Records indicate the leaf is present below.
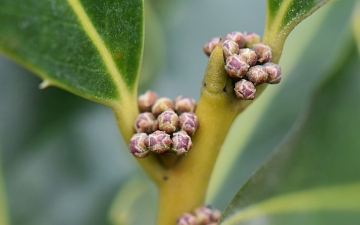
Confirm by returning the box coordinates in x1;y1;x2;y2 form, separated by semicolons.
0;0;144;105
218;37;360;224
0;152;10;225
108;176;157;225
264;0;330;62
353;1;360;54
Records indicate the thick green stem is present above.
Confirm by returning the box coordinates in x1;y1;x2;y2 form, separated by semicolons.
154;42;266;225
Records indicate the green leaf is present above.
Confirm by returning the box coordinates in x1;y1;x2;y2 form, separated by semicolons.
353;1;360;54
264;0;330;62
0;0;144;105
0;152;10;225
108;176;157;225
218;37;360;224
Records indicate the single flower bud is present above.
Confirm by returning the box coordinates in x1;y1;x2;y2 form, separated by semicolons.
225;31;246;48
129;133;149;158
172;131;193;156
210;209;222;222
225;55;250;79
203;37;220;56
234;79;256;100
147;130;172;153
246;65;268;86
177;213;199;225
239;48;258;66
222;40;239;58
134;112;156;133
252;42;272;64
174;96;197;114
194;206;213;225
263;62;282;84
244;31;261;48
179;112;199;135
138;90;158;112
157;110;179;134
151;97;175;117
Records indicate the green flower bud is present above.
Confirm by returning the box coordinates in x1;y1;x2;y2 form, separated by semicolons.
225;55;250;79
222;40;239;58
263;62;282;84
234;79;256;100
177;213;199;225
252;42;272;64
239;48;258;66
225;31;246;48
129;133;149;158
151;97;175;117
203;37;220;56
174;96;197;114
246;65;268;86
179;112;199;135
157;109;179;134
172;131;193;156
138;90;158;112
147;130;172;154
134;112;156;134
244;31;261;48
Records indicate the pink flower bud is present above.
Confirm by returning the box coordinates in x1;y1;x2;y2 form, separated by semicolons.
234;79;256;100
174;96;197;114
147;130;172;153
203;37;220;56
194;206;213;224
134;112;156;133
244;31;261;48
222;40;239;58
225;31;246;48
129;133;149;158
177;213;199;225
172;131;193;156
252;42;272;64
239;48;258;66
157;110;179;134
179;112;199;135
263;62;282;84
246;65;268;86
138;90;158;112
151;97;175;117
225;55;250;79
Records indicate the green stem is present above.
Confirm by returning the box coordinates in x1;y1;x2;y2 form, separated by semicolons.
113;40;276;225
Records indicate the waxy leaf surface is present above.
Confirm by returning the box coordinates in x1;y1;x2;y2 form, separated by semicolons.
264;0;329;62
0;0;144;104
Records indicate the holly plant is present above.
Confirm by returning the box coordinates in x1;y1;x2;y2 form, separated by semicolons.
0;0;360;224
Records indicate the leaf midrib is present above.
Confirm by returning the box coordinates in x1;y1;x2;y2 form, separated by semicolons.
67;0;130;104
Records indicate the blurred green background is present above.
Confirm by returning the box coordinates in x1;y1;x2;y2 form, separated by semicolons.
0;0;357;224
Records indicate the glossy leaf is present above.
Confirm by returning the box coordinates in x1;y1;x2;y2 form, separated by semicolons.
219;37;360;224
0;0;144;105
264;0;330;62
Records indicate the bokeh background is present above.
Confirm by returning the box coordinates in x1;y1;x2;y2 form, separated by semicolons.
0;0;357;224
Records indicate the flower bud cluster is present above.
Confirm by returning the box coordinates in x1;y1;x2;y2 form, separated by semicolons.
203;31;282;100
129;91;200;158
177;205;221;225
